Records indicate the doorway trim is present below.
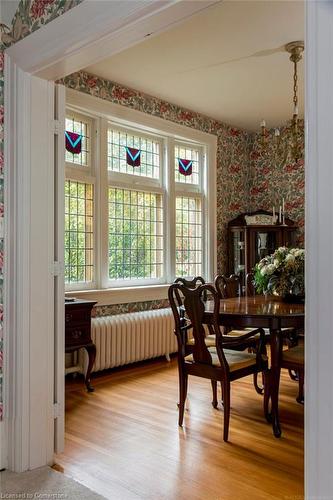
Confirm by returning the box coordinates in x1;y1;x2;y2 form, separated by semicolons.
4;1;333;495
305;1;333;497
4;59;56;471
3;0;221;472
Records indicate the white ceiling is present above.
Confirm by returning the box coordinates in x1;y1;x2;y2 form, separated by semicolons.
85;0;304;132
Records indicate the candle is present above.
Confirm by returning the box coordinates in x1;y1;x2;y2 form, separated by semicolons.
261;120;266;128
282;198;285;213
279;206;282;224
274;128;280;137
293;105;298;116
273;206;275;221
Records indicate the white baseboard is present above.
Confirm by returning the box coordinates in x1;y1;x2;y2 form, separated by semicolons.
0;420;8;470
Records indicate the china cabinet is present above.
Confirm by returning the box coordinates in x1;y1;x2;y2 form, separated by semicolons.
228;210;297;289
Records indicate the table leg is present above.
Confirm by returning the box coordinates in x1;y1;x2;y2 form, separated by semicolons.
269;328;283;437
84;343;96;392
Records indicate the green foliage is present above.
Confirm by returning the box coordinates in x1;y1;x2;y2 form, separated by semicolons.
254;247;305;297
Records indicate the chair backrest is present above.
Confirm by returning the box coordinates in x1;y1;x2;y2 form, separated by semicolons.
174;276;206;288
245;272;256;296
173;276;206;309
168;283;226;367
215;274;242;299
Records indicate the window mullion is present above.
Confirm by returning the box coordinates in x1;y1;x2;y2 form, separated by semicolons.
166;137;175;282
100;118;109;288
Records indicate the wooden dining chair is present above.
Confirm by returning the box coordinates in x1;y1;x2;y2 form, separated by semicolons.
264;344;304;425
172;276;217;402
281;345;304;403
215;274;242;299
168;282;268;441
173;276;215;346
214;274;268;394
246;271;301;385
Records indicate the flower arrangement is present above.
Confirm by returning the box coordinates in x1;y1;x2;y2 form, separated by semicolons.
254;247;305;299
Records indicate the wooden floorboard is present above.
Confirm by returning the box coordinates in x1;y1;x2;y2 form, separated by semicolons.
57;358;304;500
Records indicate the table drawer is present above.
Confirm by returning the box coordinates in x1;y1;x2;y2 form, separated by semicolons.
65;326;91;347
65;308;91;326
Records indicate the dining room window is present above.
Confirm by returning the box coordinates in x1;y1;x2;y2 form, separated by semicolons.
107;127;161;179
65;109;97;290
108;187;164;281
65;111;92;168
65;180;94;284
65;96;215;292
174;143;200;186
175;196;202;277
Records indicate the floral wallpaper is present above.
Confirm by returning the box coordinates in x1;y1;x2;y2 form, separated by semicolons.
93;299;170;318
0;0;85;421
249;124;305;246
63;71;253;275
1;0;85;46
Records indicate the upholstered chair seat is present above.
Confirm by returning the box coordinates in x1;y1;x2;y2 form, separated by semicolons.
282;345;304;366
185;347;268;372
187;334;215;347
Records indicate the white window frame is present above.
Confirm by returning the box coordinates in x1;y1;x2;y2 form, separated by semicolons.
174;140;206;278
65;108;99;291
65;88;217;303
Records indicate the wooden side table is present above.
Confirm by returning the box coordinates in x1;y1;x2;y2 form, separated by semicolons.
65;299;97;392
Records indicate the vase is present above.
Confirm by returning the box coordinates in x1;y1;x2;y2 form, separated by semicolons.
282;293;305;304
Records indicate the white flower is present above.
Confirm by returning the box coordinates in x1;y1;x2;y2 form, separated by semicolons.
295;249;304;258
285;254;295;264
260;265;268;276
266;264;276;275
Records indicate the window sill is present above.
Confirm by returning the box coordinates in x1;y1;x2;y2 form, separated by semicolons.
65;284;170;306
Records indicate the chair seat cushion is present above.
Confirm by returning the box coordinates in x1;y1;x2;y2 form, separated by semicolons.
282;345;304;366
185;347;267;372
227;328;261;338
187;334;215;347
226;328;271;338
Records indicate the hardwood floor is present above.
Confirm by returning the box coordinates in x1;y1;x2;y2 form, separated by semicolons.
57;357;304;500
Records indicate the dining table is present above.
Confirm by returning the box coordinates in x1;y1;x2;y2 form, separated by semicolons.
203;295;305;437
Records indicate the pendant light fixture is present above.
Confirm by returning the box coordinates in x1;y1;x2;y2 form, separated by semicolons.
260;41;304;162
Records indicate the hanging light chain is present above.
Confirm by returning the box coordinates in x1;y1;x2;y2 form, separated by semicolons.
293;59;298;110
258;41;304;162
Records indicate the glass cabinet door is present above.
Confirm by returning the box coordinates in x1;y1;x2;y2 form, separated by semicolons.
254;230;277;263
231;230;245;282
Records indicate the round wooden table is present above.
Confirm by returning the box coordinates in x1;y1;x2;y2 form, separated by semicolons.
204;295;304;437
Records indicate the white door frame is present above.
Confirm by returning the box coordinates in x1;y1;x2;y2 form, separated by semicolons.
3;0;333;494
4;62;56;471
2;0;220;473
305;1;333;496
